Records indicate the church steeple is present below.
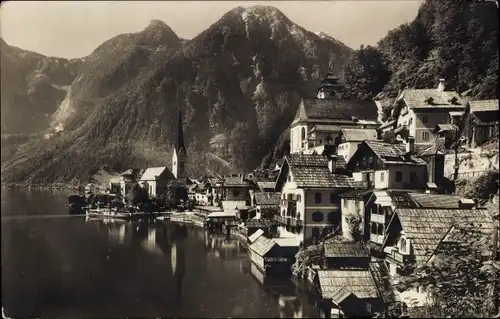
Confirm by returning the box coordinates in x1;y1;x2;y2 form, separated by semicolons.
172;107;187;180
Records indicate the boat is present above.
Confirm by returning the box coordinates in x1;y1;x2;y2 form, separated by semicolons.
85;207;158;219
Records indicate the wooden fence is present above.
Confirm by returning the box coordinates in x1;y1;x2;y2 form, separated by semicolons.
448;169;497;180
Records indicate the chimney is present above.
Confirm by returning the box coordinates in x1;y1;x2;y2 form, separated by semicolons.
437;78;446;92
406;136;415;154
458;198;475;209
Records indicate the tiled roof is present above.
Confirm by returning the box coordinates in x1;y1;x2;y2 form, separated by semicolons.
470;110;499;124
401;89;463;108
273;237;300;247
292;166;361;188
369;261;399;304
286;153;329;167
223;176;253;187
418;137;446;156
409;193;464;209
340;189;372;199
309;124;343;133
394;208;493;265
365;141;427;166
341;128;378;142
318;270;380;301
292;98;378;125
248;229;265;243
469;100;499;113
120;169;134;176
244;219;276;229
254;192;280;206
257;181;276;190
139;167;173;181
249;236;277;256
323;241;369;258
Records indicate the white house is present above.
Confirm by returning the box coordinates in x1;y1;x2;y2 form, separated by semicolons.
139;166;174;197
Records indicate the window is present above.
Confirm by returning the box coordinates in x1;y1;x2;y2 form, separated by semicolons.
312;227;320;239
330;193;336;204
371;223;377;235
409;118;413;126
343;199;348;209
297;194;301;202
422;115;428;124
319;139;323;144
314;192;322;204
378;224;384;235
287;194;293;201
327;212;340;225
400;237;407;253
395;171;403;182
301;127;306;141
287;175;291;182
421;131;430;141
409;172;417;183
312;211;324;222
233;190;240;197
380;172;385;182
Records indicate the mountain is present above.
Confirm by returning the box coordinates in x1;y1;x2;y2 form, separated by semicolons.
0;38;83;134
259;0;499;170
1;6;353;184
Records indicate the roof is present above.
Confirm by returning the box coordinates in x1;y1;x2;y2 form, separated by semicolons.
257;181;276;190
400;89;463;109
394;208;493;265
364;141;427;166
436;124;458;132
317;270;380;301
120;169;134;176
292;166;361;188
341;128;378;142
369;261;399;304
139;167;173;181
408;193;464;209
248;229;265;243
244;219;276;228
340;189;372;199
372;190;420;208
323;241;369;258
469;100;499;113
207;211;236;218
249;236;277;256
286;153;330;167
309;124;342;133
273;237;300;247
254;192;280;206
470;110;499;124
292;98;378;125
418;137;446;156
223;176;253;187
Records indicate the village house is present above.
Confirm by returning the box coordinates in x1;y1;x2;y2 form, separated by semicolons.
381;208;493;307
248;235;295;276
250;192;281;219
339;189;372;241
139;166;174;198
416;138;447;192
386;79;465;145
220;174;256;214
274;153;362;245
465;99;499;147
289;74;379;156
256;181;276;192
187;179;212;205
365;191;475;255
345;139;428;191
336;128;378;163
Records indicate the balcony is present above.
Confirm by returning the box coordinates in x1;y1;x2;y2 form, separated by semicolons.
370;214;385;224
386;248;411;265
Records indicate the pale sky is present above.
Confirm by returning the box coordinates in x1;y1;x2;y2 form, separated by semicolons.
0;1;423;59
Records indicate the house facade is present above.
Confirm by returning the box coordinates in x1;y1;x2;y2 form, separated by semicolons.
221;174;255;213
337;128;378;162
274;154;362;245
465;99;499;147
389;79;465;145
346;140;428;191
139;166;174;198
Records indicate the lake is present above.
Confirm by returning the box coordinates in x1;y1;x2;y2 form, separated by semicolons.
1;188;319;318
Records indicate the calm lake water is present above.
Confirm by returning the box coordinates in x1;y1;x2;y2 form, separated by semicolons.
1;188;318;318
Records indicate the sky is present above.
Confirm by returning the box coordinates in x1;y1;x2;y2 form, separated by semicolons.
0;1;423;59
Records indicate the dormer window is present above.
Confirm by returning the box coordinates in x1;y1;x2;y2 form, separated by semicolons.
448;97;459;105
425;97;434;105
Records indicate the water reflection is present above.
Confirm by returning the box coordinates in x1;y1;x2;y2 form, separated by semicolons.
3;188;318;319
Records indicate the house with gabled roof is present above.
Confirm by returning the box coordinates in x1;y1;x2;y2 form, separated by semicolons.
380;208;493;307
289;76;379;155
322;240;370;269
251;192;281;218
388;79;465;145
139;166;175;197
465;99;499;147
337;127;379;162
220;174;256;214
275;153;363;245
345;140;427;191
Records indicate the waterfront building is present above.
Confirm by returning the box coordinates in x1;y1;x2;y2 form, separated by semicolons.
248;236;292;275
250;192;281;219
220;174;256;214
139;166;174;197
274;153;362;245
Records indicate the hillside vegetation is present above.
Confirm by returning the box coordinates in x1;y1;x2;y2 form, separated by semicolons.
260;0;499;169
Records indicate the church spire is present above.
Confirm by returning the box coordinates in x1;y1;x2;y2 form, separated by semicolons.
176;107;186;154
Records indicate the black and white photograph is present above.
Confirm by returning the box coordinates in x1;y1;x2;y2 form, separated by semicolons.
1;0;499;318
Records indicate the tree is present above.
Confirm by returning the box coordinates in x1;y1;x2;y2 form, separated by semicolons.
110;197;125;209
345;207;363;242
399;225;499;317
344;45;390;100
165;179;188;207
126;183;149;206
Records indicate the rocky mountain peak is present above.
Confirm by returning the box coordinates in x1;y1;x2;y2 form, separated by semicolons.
141;19;180;45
